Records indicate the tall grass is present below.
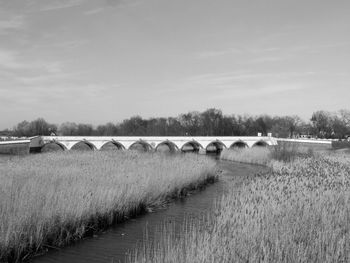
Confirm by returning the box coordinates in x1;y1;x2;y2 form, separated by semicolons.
0;151;216;262
221;142;315;166
220;147;271;166
129;154;350;263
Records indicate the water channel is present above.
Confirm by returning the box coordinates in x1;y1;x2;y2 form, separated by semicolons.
31;160;266;263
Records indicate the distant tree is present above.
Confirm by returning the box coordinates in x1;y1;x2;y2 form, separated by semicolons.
331;116;348;139
339;109;350;135
201;108;223;136
13;118;57;137
271;117;290;138
311;111;333;138
179;111;202;136
242;115;260;136
220;115;236;136
166;117;183;136
154;118;168;136
10;108;350;139
31;118;57;136
58;122;78;136
145;118;160;136
76;124;94;136
96;122;118;136
254;115;274;136
285;115;303;138
119;116;147;136
233;115;248;136
13;120;31;137
270;116;303;138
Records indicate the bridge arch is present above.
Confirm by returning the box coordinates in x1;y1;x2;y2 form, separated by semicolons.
41;141;67;152
252;140;269;147
230;141;249;149
181;140;203;153
206;140;226;153
100;141;125;151
71;140;96;151
155;140;178;153
129;140;153;152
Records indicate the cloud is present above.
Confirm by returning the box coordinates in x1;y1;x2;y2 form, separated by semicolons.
196;42;350;61
196;46;284;59
184;71;314;85
212;83;305;100
84;7;104;15
28;0;85;12
0;15;25;34
0;49;23;69
159;71;314;99
196;48;242;59
0;48;66;74
84;0;142;13
0;47;82;97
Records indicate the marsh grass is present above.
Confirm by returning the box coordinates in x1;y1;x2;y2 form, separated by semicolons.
129;154;350;263
220;142;315;166
220;147;271;166
0;151;216;262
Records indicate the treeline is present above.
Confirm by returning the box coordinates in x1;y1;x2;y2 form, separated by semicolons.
6;108;350;139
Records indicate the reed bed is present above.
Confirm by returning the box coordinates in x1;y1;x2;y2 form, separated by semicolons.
220;142;315;166
220;147;271;166
0;151;216;262
130;153;350;263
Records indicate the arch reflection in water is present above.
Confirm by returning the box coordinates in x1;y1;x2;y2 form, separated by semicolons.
206;141;225;154
181;141;203;153
252;140;268;147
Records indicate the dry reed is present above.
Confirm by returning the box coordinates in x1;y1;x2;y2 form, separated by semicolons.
220;142;315;167
0;151;216;262
129;152;350;263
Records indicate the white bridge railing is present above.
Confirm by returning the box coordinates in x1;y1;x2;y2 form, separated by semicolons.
277;138;333;145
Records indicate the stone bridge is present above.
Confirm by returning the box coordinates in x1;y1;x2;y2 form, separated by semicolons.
29;136;278;153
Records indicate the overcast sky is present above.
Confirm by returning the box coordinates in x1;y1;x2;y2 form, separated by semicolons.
0;0;349;129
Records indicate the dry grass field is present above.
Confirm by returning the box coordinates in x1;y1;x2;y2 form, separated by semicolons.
130;148;350;263
0;151;216;262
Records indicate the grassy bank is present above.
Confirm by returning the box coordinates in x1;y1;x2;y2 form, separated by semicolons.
129;151;350;263
0;151;216;262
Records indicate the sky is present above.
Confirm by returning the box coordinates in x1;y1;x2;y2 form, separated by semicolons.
0;0;349;129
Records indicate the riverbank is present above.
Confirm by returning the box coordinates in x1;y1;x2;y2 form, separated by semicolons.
129;149;350;262
0;151;216;262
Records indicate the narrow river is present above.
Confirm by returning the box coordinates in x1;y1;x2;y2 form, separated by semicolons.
32;160;266;263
